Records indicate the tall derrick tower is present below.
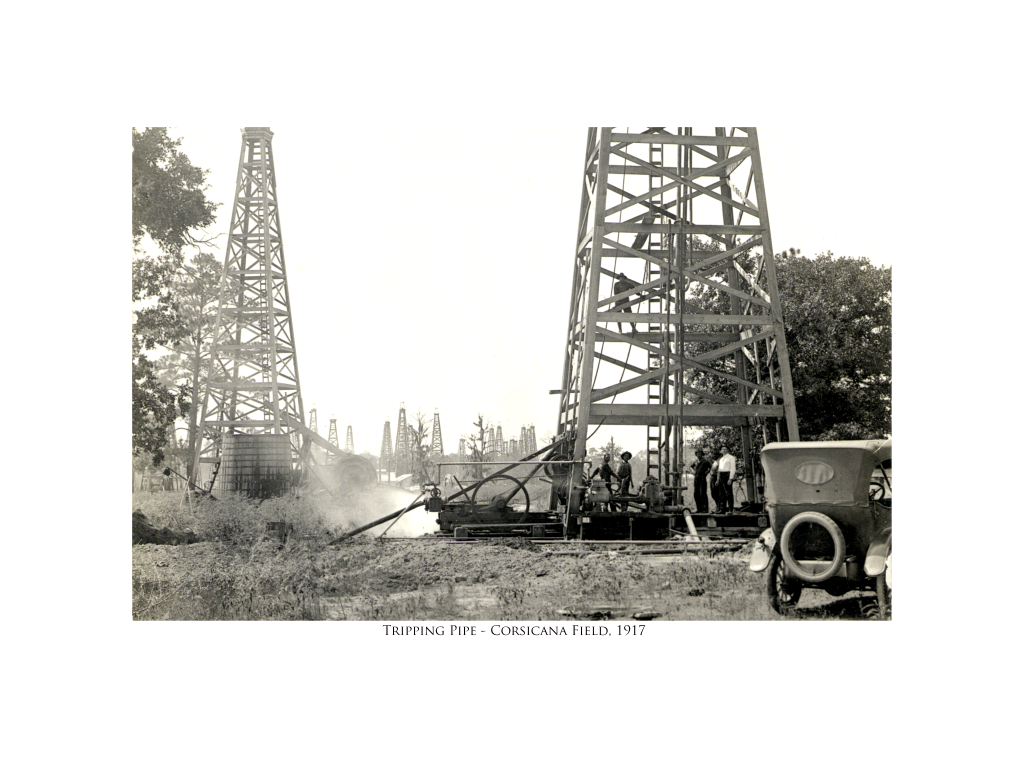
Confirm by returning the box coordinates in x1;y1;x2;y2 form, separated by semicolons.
328;416;339;447
379;419;393;480
555;128;798;516
430;408;444;456
308;406;326;465
345;424;355;453
192;127;305;496
394;403;410;475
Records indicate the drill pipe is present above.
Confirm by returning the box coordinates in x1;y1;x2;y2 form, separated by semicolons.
330;440;567;544
329;498;427;544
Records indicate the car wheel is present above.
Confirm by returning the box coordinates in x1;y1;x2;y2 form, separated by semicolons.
779;511;846;583
767;553;802;615
875;558;892;620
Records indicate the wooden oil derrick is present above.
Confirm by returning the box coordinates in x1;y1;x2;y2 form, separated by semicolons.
430;408;444;456
192;127;306;495
308;406;327;465
495;424;504;457
458;437;466;457
379;418;393;480
554;128;799;517
345;423;355;453
394;403;410;475
328;416;339;447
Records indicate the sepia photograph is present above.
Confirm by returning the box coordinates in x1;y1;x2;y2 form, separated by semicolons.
132;126;893;621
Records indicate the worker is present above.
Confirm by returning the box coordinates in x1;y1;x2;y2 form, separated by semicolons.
591;454;619;488
590;454;619;511
617;451;634;496
692;449;711;514
613;272;641;333
709;455;722;512
718;445;737;513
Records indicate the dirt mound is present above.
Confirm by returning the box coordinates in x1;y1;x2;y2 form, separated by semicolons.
133;510;200;546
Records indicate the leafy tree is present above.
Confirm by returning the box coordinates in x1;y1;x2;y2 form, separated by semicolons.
689;250;892;463
587;436;622;460
132;128;218;465
775;251;891;440
133;128;217;255
152;252;222;476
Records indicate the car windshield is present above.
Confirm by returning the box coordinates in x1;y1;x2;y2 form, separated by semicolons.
871;458;892;502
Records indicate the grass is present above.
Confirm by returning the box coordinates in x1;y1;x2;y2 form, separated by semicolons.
131;491;877;621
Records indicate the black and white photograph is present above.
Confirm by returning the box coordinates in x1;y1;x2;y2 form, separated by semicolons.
131;126;894;622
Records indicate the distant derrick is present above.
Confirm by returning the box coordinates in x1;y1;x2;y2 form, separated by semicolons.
431;409;444;456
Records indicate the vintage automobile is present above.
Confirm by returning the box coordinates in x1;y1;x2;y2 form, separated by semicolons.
749;439;892;618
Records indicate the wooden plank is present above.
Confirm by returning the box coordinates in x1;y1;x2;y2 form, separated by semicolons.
597;327;681;360
747;128;799;440
609;146;760;218
594;351;648;376
597;313;737;330
591;404;785;419
693;328;774;363
731;260;772;304
608;223;762;235
576;227;594;255
609;133;750;147
282;413;350;455
589;363;730;406
679;268;772;310
206;382;297;390
591;365;673;402
605;178;683;218
596;273;671;308
679;314;773;325
606;164;747;178
599;236;677;279
689;237;761;274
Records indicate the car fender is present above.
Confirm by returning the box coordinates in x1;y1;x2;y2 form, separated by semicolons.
864;527;892;577
749;528;776;572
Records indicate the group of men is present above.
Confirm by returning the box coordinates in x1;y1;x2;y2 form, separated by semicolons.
692;446;738;514
588;446;738;514
589;450;634;509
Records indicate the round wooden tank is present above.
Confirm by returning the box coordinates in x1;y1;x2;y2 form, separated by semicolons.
216;433;293;497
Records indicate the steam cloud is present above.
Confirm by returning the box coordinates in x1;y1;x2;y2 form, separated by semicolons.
325;485;436;538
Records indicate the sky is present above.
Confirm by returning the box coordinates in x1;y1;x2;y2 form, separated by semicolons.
161;126;896;459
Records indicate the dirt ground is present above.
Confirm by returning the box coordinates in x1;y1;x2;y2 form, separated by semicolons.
131;534;883;621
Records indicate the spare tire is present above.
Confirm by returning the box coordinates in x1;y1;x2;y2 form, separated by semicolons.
779;511;846;583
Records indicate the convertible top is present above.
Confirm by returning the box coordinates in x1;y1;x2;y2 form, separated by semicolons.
760;439;891;507
761;438;891;462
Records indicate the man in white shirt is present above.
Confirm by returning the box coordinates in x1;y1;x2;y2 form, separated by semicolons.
718;447;737;512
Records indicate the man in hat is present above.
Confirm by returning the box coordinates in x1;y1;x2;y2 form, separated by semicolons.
617;451;634;496
590;454;619;511
613;272;640;333
718;445;737;513
692;449;711;514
